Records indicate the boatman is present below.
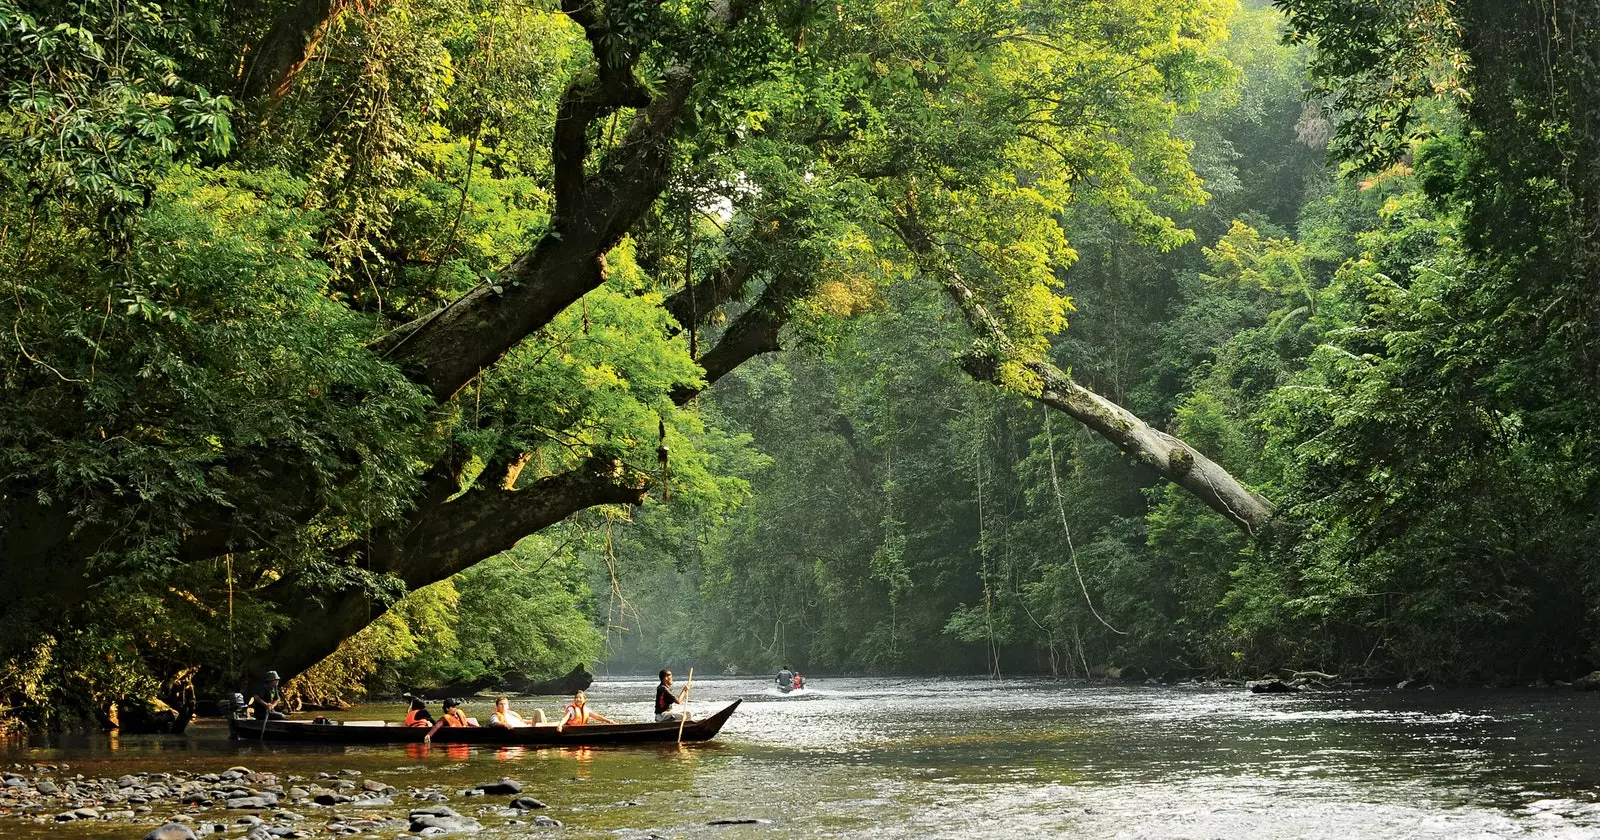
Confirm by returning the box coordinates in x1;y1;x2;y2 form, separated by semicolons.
776;666;794;690
250;670;288;720
655;669;691;722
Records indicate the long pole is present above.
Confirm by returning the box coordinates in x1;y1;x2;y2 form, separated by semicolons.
676;667;694;743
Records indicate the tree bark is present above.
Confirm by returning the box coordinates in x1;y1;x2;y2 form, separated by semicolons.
239;0;370;101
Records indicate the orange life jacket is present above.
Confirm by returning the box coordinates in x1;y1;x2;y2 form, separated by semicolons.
442;708;470;727
404;708;429;727
565;703;590;726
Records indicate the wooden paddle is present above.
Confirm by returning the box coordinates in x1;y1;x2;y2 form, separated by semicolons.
675;667;694;743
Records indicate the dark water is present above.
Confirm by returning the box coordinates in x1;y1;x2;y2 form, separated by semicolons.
6;677;1600;838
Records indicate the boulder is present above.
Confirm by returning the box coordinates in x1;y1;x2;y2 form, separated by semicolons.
145;823;200;840
1246;679;1298;694
409;815;483;834
408;807;463;820
509;796;546;810
471;779;521;795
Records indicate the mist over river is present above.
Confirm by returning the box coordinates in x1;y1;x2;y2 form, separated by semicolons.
5;677;1600;838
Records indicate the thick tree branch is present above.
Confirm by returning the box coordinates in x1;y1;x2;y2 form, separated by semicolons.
374;70;693;402
893;208;1277;535
248;459;648;680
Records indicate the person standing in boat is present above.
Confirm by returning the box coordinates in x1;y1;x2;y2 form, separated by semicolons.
489;695;547;728
655;669;692;722
250;670;288;720
556;690;615;731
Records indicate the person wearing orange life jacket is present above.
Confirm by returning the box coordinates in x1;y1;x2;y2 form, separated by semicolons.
488;695;549;728
423;697;477;743
556;690;614;731
402;695;434;727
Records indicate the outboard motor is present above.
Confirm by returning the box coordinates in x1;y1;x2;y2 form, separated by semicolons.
228;693;249;718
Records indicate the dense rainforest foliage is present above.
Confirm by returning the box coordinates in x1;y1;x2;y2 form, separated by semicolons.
0;0;1596;729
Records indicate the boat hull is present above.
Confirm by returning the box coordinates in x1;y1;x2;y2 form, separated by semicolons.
228;700;740;746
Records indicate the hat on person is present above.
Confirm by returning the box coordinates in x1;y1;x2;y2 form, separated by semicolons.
264;670;281;681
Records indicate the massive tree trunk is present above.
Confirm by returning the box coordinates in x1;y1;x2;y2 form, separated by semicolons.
893;209;1278;535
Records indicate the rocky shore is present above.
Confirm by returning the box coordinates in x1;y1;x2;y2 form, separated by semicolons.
0;764;560;837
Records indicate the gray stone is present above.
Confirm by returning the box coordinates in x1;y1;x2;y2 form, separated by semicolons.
54;812;78;822
245;828;274;840
144;823;200;840
275;811;306;821
314;793;352;806
73;807;101;819
529;816;561;828
339;770;362;777
408;815;482;834
37;781;59;795
346;797;395;808
470;780;521;795
509;796;546;810
227;796;277;810
407;807;461;820
237;816;265;826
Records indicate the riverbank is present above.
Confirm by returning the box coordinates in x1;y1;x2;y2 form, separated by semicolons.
0;763;559;836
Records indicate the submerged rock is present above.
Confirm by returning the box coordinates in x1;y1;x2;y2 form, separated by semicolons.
1245;679;1298;694
471;779;522;795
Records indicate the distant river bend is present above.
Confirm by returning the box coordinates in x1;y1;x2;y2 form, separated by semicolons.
5;677;1600;838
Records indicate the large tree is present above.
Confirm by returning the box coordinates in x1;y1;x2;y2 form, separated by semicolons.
0;0;1269;721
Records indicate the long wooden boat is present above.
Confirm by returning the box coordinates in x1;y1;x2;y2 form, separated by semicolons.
228;700;740;746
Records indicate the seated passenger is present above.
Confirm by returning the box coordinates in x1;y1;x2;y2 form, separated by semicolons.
423;697;475;742
403;695;434;727
488;695;547;728
556;690;614;731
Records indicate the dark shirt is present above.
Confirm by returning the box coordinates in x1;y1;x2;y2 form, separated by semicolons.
655;683;677;714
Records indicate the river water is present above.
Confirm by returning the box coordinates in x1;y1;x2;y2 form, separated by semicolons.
6;677;1600;838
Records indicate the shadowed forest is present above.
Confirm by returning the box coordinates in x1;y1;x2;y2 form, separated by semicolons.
3;0;1598;728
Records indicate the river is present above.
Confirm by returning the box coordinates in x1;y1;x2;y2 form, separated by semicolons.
5;677;1600;838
